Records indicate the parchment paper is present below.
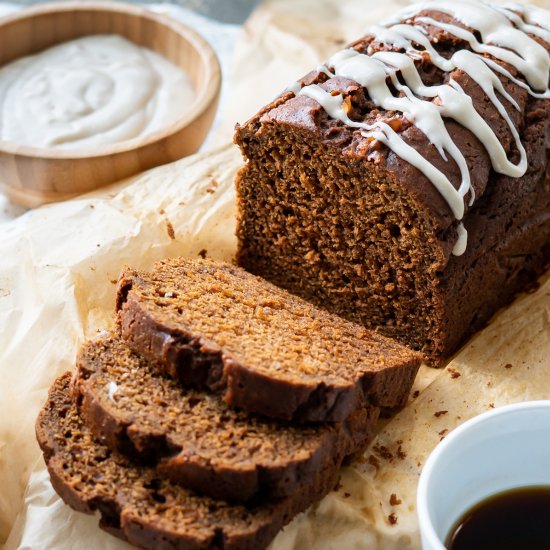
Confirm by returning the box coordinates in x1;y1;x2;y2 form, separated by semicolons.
1;144;241;549
1;0;549;548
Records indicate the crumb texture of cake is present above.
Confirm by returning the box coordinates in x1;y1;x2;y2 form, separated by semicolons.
234;0;550;364
115;257;421;421
74;333;379;502
36;373;347;550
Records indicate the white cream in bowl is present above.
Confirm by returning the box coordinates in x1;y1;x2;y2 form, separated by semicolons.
0;35;195;149
417;401;550;550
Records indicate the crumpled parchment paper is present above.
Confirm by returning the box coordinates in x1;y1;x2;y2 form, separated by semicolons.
1;144;240;548
1;0;549;548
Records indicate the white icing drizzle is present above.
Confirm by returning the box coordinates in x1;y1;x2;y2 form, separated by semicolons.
386;24;453;71
316;64;334;78
292;0;549;256
329;50;474;207
453;222;468;256
107;381;118;402
413;0;549;90
497;4;550;43
284;81;302;95
479;56;550;100
415;15;548;92
299;83;467;220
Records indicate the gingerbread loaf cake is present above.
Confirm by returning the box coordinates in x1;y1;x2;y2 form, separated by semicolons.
235;0;550;364
37;373;349;550
73;333;379;502
115;257;421;421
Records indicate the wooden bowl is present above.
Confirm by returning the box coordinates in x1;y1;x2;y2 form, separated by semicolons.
0;2;221;207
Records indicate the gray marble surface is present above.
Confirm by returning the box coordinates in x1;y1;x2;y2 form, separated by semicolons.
5;0;260;23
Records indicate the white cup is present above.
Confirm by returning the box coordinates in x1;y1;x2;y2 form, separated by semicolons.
417;400;550;550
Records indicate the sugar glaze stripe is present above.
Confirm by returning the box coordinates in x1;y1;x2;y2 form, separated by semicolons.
287;0;549;256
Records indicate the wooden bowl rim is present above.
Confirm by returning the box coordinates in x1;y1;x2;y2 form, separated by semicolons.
0;1;221;160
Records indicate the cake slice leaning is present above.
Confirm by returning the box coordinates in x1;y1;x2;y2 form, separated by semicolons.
115;257;422;422
37;373;354;550
73;333;379;503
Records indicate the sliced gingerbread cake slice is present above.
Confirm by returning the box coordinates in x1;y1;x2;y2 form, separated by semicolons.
73;333;379;503
234;1;550;364
37;373;350;550
115;257;421;422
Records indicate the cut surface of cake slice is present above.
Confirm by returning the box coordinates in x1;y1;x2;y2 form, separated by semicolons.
37;373;348;550
234;1;550;364
74;333;379;502
116;257;421;422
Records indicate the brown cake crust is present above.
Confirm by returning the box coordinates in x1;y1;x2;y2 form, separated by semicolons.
74;333;379;503
234;9;550;364
115;258;421;422
37;373;353;550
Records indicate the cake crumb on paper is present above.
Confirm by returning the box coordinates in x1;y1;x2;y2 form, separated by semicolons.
390;494;402;506
166;220;175;240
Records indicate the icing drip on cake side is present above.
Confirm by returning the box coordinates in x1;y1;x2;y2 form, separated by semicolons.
290;0;550;256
